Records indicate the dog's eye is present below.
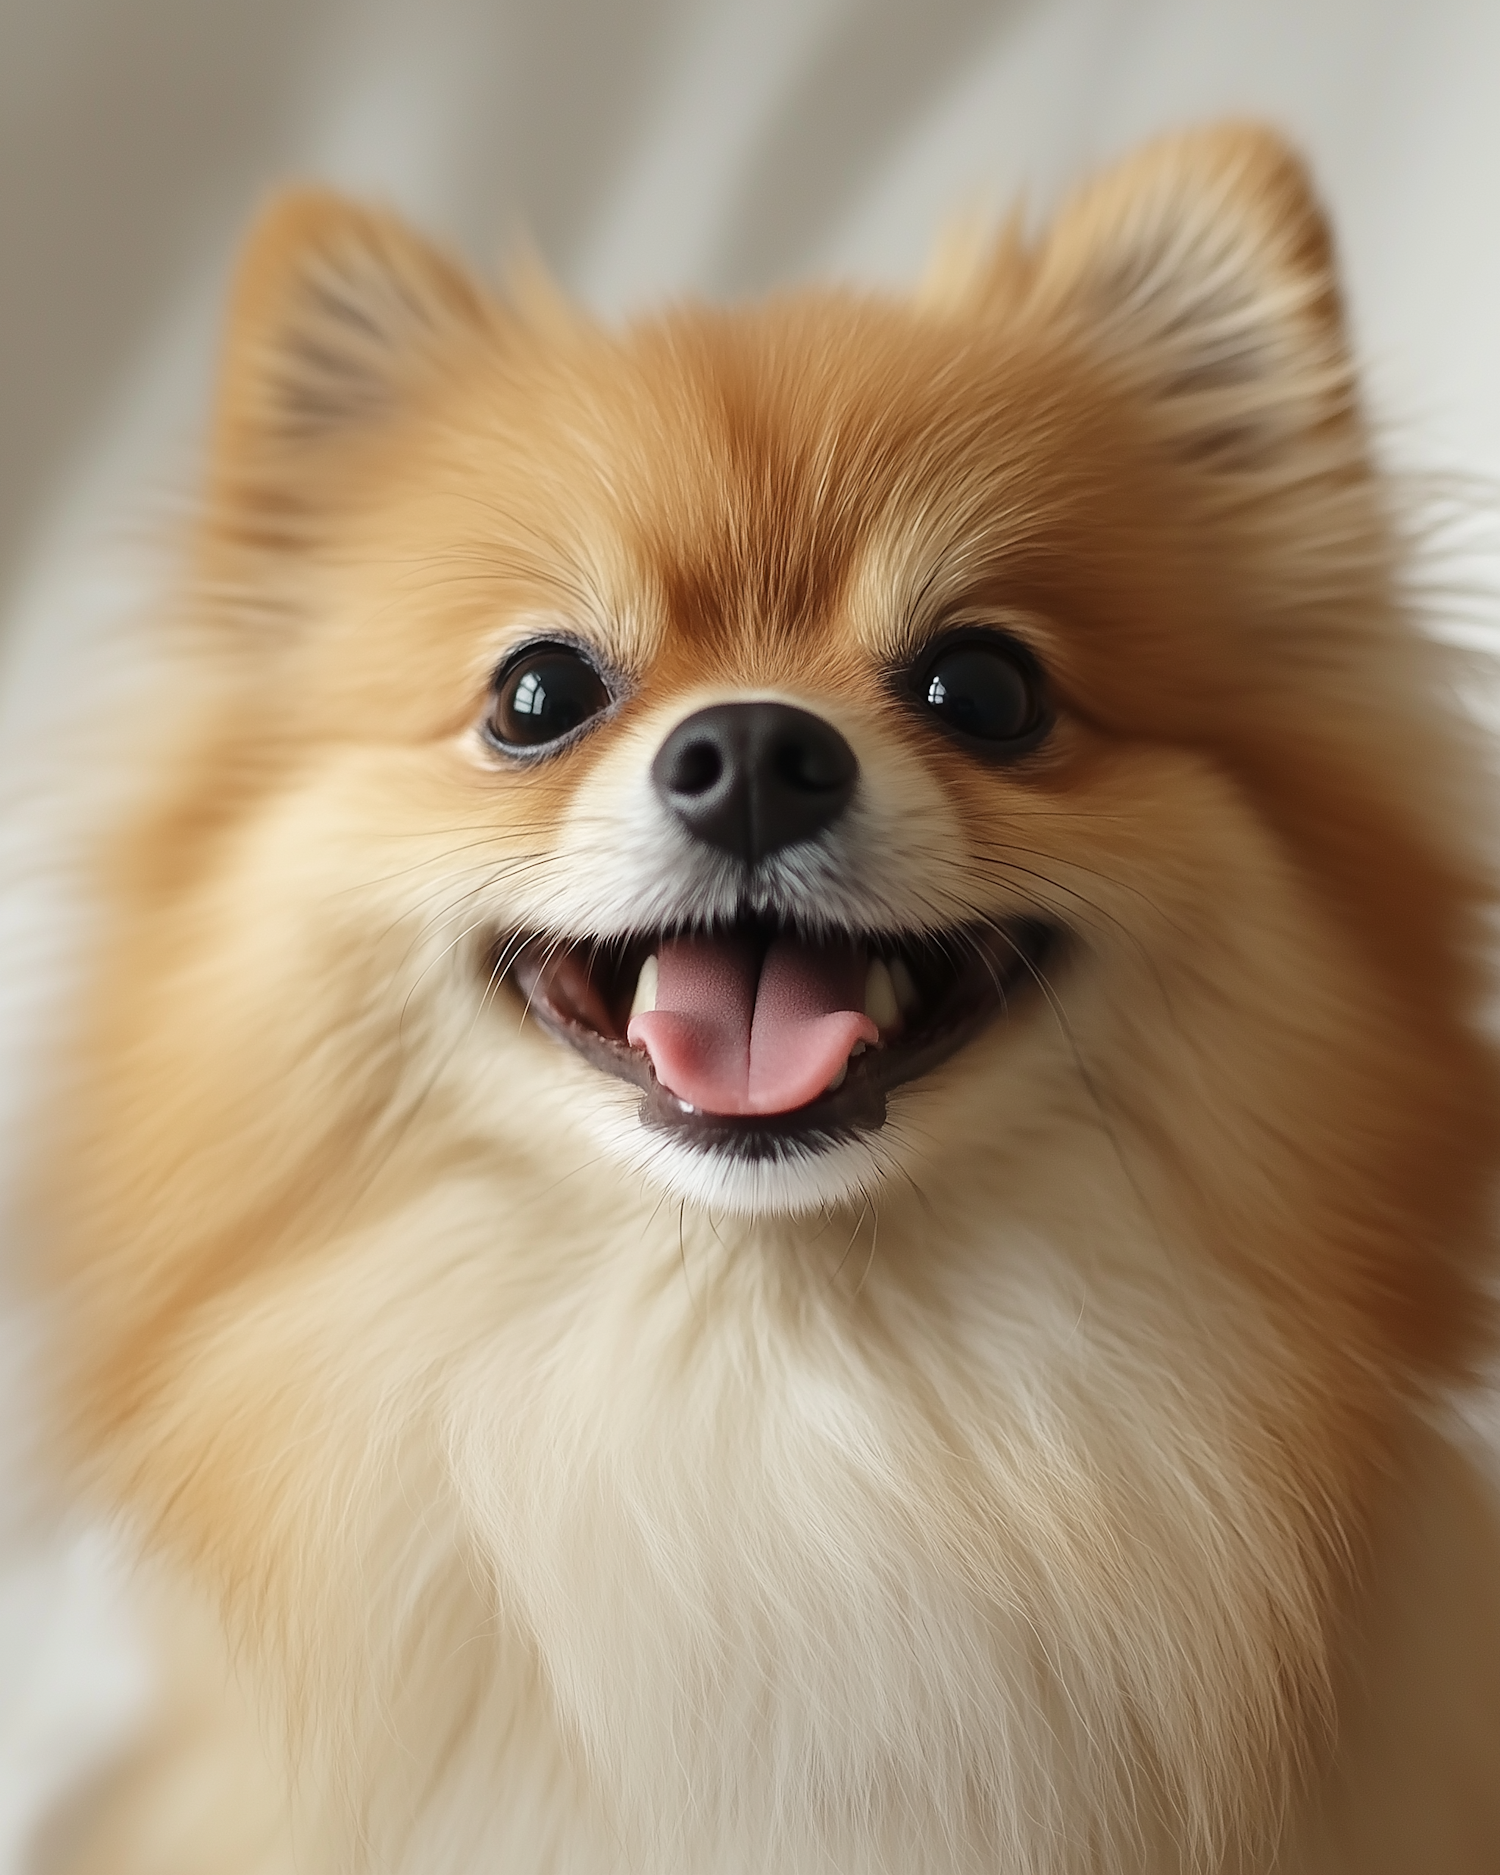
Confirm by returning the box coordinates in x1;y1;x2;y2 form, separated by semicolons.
912;631;1050;756
487;644;612;752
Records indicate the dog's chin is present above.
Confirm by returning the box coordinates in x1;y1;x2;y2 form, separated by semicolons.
600;1106;907;1215
498;914;1060;1216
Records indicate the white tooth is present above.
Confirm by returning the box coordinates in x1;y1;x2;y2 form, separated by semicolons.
629;954;659;1020
863;958;900;1031
888;956;919;1018
850;1039;867;1057
825;1063;848;1093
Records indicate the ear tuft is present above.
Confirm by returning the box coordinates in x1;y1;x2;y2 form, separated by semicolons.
1034;125;1352;466
213;191;489;470
937;126;1354;474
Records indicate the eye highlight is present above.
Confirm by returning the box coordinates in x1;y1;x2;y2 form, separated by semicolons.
906;629;1051;758
486;642;613;753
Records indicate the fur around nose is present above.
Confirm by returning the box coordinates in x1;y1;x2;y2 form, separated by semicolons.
652;701;858;865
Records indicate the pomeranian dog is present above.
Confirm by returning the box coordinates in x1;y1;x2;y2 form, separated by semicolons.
40;124;1500;1874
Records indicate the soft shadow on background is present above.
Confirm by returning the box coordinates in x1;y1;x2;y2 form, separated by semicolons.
1;1;1497;1867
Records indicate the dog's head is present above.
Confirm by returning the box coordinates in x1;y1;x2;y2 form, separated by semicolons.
127;125;1485;1237
63;126;1498;1868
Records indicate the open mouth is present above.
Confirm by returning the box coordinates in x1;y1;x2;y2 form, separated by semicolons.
503;915;1058;1157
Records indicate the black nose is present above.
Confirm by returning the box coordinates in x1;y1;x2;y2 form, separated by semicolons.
652;701;858;865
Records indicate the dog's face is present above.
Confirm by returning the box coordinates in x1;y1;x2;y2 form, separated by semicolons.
155;134;1480;1238
62;129;1497;1869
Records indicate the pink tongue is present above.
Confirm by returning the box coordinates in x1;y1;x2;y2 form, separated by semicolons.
627;935;878;1115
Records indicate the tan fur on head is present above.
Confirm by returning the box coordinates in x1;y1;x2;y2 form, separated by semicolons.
46;126;1500;1874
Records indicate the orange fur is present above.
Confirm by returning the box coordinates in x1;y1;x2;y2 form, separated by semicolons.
42;125;1500;1873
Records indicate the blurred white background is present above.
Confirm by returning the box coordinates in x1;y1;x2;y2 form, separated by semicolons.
2;1;1498;1865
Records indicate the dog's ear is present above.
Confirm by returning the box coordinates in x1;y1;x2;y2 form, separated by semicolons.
934;126;1354;475
209;191;489;534
1043;124;1352;469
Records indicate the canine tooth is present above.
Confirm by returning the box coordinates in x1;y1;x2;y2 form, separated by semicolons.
629;954;659;1020
825;1063;848;1093
888;956;919;1017
863;958;900;1031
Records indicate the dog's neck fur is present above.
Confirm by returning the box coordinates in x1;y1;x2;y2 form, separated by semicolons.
53;1314;1500;1875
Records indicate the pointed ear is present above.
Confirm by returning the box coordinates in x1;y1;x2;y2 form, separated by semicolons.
210;190;490;522
942;126;1354;473
1043;125;1351;466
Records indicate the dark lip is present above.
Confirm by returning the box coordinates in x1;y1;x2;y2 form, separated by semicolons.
501;917;1061;1161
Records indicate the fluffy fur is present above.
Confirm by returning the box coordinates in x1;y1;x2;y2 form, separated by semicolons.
40;125;1500;1873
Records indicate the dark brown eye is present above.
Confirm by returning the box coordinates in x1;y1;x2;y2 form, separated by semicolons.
487;644;612;752
911;630;1050;756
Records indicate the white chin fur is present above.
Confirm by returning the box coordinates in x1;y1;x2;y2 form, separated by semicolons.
593;1099;896;1215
